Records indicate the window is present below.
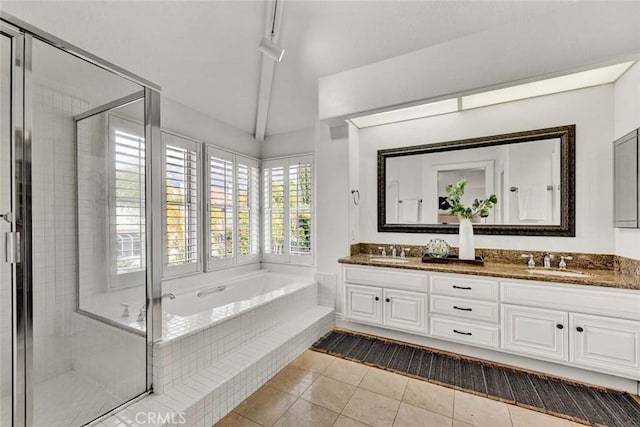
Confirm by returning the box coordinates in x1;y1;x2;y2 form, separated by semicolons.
236;156;260;262
263;155;313;264
109;115;146;287
162;132;201;276
205;147;260;269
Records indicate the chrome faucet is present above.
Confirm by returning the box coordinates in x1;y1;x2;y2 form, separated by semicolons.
390;245;397;257
378;246;386;257
543;252;554;269
120;303;130;317
162;292;176;300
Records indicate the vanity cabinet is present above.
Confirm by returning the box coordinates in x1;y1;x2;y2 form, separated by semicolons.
344;267;429;334
501;304;568;362
570;313;640;378
613;128;639;228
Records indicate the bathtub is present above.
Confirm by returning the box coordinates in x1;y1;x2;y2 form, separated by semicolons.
161;270;315;341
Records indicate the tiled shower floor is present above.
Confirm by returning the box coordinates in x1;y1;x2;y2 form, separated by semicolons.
215;350;589;427
0;370;120;427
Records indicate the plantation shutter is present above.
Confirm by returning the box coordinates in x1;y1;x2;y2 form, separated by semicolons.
163;132;201;276
237;156;259;260
207;147;234;266
110;116;146;279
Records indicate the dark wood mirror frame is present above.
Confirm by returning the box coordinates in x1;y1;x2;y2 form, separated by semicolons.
377;124;575;236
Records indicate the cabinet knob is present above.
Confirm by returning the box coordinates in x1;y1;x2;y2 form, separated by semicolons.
374;296;379;301
576;326;584;332
556;324;564;330
385;298;390;303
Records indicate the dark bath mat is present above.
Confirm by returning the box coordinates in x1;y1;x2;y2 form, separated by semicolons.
311;329;640;427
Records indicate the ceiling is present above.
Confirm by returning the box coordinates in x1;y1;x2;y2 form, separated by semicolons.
2;1;574;138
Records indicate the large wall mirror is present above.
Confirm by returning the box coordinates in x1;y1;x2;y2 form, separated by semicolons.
378;125;575;236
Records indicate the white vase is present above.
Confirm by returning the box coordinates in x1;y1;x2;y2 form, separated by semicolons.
458;218;475;260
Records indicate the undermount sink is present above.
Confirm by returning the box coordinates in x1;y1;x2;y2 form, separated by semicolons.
370;257;409;264
526;269;592;278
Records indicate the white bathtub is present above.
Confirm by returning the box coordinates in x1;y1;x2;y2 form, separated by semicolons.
161;271;315;341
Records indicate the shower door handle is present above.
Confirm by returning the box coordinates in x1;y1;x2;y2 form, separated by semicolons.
5;231;20;264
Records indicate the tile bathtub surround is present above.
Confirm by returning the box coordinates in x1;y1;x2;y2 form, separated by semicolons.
153;283;319;394
312;330;640;427
216;350;589;427
357;243;615;271
102;306;334;426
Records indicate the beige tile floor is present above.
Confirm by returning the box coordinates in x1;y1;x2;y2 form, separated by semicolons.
215;350;591;427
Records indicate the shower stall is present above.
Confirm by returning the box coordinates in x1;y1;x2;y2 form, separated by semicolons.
1;15;162;426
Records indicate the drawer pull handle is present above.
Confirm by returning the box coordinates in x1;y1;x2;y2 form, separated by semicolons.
452;285;472;290
576;326;584;332
453;329;472;336
453;306;472;311
374;297;379;301
556;324;564;330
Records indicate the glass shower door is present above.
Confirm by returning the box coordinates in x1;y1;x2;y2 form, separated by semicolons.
0;28;15;427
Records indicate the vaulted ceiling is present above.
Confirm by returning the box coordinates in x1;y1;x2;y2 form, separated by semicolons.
3;1;574;137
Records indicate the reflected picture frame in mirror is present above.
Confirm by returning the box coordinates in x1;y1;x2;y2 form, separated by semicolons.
377;125;575;236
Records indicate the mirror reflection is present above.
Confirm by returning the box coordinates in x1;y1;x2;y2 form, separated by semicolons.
386;138;560;226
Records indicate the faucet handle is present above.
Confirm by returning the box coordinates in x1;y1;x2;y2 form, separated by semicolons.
521;254;535;267
558;255;573;270
121;303;130;317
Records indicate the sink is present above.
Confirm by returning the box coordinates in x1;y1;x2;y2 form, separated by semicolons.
370;257;409;264
526;269;592;278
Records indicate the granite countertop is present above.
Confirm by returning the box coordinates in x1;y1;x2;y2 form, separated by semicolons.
338;254;640;290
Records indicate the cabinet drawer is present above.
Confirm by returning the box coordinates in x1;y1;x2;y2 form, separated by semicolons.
430;317;499;349
502;281;640;321
431;275;499;301
430;295;499;324
345;266;428;292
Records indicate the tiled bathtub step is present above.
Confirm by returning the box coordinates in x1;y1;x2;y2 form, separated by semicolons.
153;283;319;393
102;306;335;427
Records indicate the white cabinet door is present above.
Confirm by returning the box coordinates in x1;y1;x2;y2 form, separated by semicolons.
570;313;640;379
345;284;382;325
383;289;428;334
502;304;568;362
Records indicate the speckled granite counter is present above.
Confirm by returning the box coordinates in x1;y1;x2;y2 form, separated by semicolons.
339;254;640;290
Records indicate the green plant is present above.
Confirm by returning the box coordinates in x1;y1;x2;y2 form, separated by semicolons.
445;177;498;220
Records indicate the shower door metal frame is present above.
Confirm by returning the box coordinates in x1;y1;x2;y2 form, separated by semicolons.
0;12;163;427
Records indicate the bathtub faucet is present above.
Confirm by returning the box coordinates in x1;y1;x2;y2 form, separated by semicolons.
162;292;176;300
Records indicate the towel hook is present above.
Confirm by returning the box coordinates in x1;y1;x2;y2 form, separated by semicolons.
351;189;360;206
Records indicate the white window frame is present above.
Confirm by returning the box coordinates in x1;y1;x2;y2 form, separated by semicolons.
108;114;146;289
262;154;314;266
236;154;260;265
205;145;236;269
162;131;202;278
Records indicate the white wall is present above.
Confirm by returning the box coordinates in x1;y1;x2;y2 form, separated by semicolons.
261;127;315;159
357;84;615;254
613;62;640;260
162;97;259;158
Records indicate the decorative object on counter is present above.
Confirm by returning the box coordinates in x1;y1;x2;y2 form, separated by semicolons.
446;177;498;260
421;253;485;266
425;238;450;259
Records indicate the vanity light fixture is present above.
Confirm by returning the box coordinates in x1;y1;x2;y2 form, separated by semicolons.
349;98;459;128
348;61;635;128
259;37;285;62
461;61;635;110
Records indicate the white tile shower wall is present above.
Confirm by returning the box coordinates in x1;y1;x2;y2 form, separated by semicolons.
71;313;146;400
314;271;337;307
31;84;88;384
153;283;318;394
